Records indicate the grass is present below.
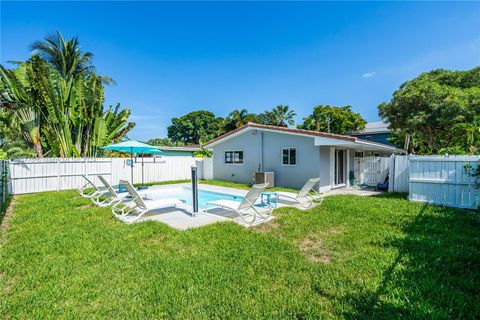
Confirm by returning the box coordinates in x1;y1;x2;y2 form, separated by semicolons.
0;190;479;319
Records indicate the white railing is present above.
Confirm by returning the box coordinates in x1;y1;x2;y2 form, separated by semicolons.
7;157;207;195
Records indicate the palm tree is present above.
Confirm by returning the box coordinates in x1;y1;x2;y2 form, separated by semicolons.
266;105;296;127
223;109;256;132
0;56;134;157
30;31;95;80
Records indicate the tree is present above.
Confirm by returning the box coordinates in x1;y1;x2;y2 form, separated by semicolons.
0;56;135;157
147;137;185;147
0;108;36;158
30;31;95;80
378;67;480;154
222;109;258;132
167;110;223;145
298;105;366;134
259;105;296;127
193;148;212;158
438;116;480;155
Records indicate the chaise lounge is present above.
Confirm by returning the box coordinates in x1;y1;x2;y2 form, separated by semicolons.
205;183;272;226
112;180;187;224
276;177;323;208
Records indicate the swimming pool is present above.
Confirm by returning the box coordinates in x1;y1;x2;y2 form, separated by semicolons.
144;187;244;211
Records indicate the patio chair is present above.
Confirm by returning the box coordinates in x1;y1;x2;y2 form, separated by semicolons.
92;175;131;207
205;183;272;226
112;180;186;224
276;178;322;208
77;175;106;199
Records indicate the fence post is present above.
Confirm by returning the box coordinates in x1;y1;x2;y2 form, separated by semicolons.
57;158;61;191
389;155;395;192
1;160;5;205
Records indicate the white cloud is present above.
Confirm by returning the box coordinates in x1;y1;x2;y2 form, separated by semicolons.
362;72;376;79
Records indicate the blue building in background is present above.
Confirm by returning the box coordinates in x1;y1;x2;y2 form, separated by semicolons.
350;122;394;146
156;145;201;157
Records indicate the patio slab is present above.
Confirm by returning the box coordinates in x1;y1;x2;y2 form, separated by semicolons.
134;207;230;230
121;183;382;229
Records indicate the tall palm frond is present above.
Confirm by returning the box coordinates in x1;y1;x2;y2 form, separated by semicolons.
267;105;296;127
30;31;95;80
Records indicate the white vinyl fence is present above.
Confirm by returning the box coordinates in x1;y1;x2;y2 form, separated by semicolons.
7;157;208;195
409;155;480;209
389;155;409;193
202;157;213;180
354;156;390;185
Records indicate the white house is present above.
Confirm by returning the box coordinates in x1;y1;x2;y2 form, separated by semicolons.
204;122;404;192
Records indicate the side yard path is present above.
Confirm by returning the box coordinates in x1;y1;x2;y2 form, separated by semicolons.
0;189;479;319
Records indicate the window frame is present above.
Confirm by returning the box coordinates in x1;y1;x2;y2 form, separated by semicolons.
281;147;297;166
224;150;244;165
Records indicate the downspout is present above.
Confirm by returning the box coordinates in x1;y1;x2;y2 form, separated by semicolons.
260;131;264;171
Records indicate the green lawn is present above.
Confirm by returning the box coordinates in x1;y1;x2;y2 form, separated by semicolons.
0;189;479;318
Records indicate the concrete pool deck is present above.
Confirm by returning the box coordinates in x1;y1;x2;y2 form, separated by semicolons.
121;183;383;229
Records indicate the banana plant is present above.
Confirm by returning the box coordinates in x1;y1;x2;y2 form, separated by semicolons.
0;59;44;157
0;56;135;158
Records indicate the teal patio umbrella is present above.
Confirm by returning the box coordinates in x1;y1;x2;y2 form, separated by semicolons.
101;140;162;186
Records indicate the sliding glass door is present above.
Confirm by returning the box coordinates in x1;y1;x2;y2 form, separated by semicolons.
334;149;345;186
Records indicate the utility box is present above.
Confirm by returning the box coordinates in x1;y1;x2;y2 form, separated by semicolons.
254;172;274;188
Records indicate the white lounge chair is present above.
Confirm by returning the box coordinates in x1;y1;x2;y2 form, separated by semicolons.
92;175;131;207
77;175;106;199
112;180;186;224
205;183;272;226
276;178;322;208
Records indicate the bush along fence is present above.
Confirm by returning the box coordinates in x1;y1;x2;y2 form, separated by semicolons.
6;157;212;195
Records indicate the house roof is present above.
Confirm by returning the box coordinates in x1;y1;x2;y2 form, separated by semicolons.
350;121;391;134
205;122;356;147
204;122;404;153
157;145;201;152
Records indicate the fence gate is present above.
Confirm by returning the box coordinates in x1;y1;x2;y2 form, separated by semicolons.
354;157;389;186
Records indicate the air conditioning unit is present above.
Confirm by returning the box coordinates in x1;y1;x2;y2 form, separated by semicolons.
254;172;274;188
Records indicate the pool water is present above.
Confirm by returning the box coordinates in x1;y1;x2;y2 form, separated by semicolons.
145;187;244;211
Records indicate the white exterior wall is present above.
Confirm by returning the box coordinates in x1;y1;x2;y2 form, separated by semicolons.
212;130;322;189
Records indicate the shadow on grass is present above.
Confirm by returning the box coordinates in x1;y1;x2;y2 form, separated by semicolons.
342;204;480;319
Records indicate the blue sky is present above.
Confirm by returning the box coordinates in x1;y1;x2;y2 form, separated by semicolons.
2;1;479;140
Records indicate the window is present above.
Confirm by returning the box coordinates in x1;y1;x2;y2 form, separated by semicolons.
282;148;296;165
354;151;364;158
225;151;243;164
365;136;373;141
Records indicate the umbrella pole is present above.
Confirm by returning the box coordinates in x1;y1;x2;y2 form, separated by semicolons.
142;151;145;186
130;147;133;184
